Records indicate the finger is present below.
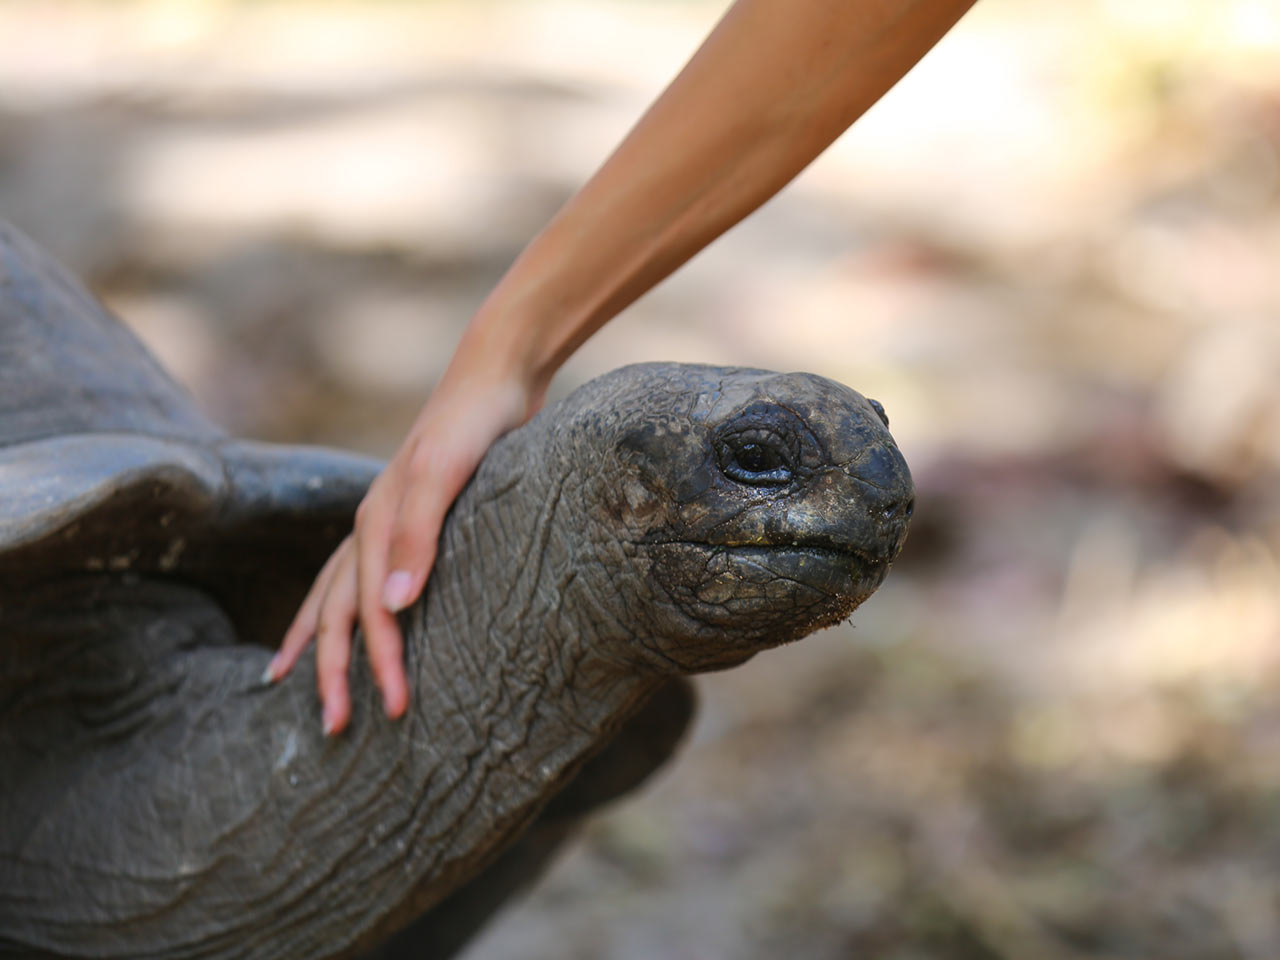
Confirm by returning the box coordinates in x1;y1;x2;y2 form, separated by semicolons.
383;451;474;612
315;546;359;735
353;492;410;720
270;537;350;682
382;492;443;615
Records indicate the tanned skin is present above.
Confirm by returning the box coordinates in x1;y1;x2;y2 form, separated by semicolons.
269;0;977;734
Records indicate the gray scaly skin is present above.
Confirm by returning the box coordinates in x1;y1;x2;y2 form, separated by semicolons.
0;222;913;959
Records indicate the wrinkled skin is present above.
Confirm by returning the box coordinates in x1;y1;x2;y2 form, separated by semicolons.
0;223;913;960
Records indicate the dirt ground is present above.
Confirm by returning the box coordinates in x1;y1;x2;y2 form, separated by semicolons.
5;1;1280;957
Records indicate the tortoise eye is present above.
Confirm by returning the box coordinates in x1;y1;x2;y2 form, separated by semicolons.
736;442;780;473
719;435;793;487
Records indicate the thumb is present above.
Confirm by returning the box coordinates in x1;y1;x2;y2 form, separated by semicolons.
381;457;473;611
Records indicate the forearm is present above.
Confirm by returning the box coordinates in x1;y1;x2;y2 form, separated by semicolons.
462;0;977;392
284;0;978;732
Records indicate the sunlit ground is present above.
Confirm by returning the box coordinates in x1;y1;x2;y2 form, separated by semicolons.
4;1;1279;957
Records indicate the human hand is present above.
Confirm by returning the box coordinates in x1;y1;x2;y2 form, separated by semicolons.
266;340;542;735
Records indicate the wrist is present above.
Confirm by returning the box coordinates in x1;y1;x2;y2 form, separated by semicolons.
446;301;554;425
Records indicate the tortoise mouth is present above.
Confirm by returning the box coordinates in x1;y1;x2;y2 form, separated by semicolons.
641;538;891;607
711;539;877;565
711;541;889;600
636;538;890;658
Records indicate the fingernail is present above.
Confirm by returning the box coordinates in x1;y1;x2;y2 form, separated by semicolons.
382;570;416;612
322;704;338;737
260;656;279;686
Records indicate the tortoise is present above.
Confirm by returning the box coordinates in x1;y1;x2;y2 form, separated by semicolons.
0;221;914;960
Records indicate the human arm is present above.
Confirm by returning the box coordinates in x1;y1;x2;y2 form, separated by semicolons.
270;0;978;733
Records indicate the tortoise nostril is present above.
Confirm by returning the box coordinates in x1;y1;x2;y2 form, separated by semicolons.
881;495;915;521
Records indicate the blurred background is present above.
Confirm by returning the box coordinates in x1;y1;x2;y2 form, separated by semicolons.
4;0;1279;956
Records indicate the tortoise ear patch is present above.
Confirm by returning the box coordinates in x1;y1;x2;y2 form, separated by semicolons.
618;417;715;504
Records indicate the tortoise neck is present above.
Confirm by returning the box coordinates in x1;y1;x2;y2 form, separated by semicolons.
405;429;664;734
